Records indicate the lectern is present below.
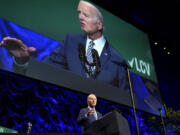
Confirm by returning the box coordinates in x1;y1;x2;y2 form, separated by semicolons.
87;110;131;135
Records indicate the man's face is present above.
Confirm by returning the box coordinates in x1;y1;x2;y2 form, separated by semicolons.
87;94;97;108
77;2;102;35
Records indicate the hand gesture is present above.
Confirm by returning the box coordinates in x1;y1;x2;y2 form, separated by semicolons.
0;37;36;64
87;108;95;117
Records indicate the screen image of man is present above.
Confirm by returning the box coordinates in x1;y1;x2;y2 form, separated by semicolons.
0;0;129;90
77;94;102;135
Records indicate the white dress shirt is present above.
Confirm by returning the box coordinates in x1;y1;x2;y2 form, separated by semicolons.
87;106;98;120
86;35;106;57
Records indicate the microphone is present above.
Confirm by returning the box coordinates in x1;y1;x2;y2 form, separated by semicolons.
92;49;101;67
78;43;91;75
78;44;101;78
78;43;86;67
92;49;101;77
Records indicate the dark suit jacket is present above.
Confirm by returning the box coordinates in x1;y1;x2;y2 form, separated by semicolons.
77;107;102;135
44;33;129;90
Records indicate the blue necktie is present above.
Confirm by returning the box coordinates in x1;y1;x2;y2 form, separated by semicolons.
86;40;94;63
86;41;95;77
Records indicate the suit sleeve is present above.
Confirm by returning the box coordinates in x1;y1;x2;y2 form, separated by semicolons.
77;109;88;126
118;66;130;91
43;34;69;69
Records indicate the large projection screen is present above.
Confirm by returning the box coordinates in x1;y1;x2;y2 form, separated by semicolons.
0;0;163;115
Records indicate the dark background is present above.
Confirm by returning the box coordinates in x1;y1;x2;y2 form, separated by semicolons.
90;0;180;110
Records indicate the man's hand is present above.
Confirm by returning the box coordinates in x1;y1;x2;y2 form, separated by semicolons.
87;108;95;117
0;37;36;64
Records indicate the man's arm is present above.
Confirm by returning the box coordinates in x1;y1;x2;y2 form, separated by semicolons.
0;37;36;64
110;47;130;90
43;39;68;69
77;108;97;126
12;56;29;74
118;66;130;91
77;109;88;125
42;34;74;70
0;37;36;74
0;35;69;74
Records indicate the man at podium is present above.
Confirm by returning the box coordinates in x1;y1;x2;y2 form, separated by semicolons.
77;94;102;135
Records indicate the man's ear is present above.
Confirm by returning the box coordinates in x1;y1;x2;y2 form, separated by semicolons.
97;21;103;31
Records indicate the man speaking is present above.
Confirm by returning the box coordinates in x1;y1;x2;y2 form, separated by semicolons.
0;0;129;90
77;94;102;135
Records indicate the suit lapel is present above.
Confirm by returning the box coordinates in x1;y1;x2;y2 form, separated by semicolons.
78;34;87;75
77;35;111;76
81;34;87;48
99;41;111;70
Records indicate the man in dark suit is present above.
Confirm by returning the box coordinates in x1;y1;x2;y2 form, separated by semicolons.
0;0;129;89
77;94;102;135
43;32;128;89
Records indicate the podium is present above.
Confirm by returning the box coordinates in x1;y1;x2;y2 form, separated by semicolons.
87;110;131;135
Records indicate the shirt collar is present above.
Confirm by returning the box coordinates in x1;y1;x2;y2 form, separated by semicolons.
87;35;105;45
88;106;96;111
86;35;106;56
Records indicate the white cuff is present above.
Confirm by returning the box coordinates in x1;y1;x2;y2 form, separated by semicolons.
13;56;29;67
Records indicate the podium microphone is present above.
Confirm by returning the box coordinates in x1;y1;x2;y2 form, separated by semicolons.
92;49;101;77
78;44;101;78
78;43;92;76
78;43;86;68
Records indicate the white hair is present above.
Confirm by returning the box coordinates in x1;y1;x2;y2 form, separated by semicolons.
79;0;104;31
